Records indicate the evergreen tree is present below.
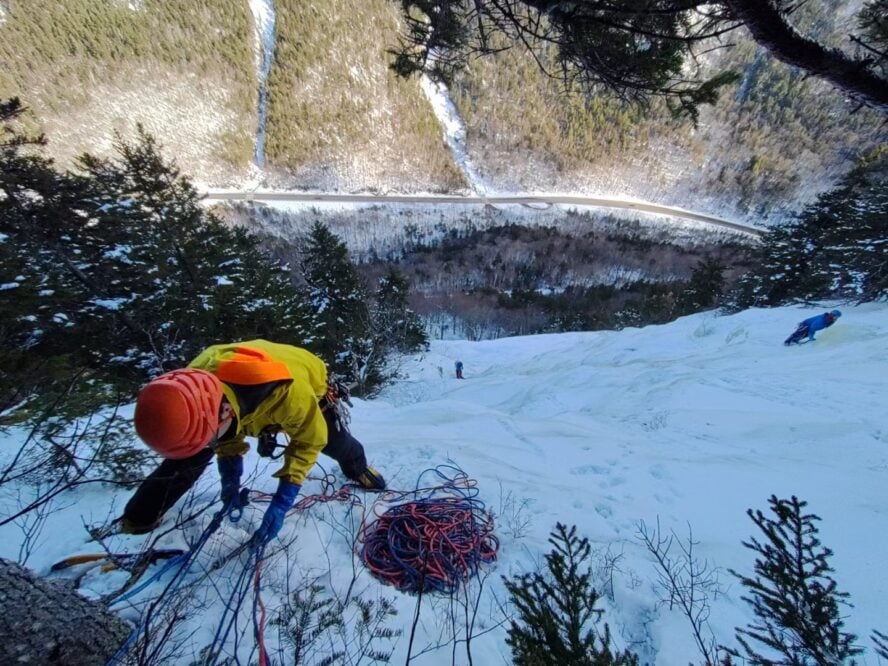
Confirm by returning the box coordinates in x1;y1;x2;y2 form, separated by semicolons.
299;221;377;390
804;150;888;302
75;127;313;376
393;0;888;115
504;523;639;666
0;97;107;414
727;496;862;665
681;257;727;312
372;267;427;355
746;221;823;307
1;106;312;417
207;226;312;349
628;283;679;325
728;150;888;309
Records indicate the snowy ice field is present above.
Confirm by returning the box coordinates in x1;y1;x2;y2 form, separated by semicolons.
1;303;886;664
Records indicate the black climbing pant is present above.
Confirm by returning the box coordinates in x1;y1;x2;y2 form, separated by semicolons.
784;324;810;345
122;407;368;530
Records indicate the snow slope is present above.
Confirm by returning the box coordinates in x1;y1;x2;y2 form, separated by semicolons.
1;303;886;664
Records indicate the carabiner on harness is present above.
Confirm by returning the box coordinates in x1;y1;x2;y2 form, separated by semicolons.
321;376;355;432
257;426;286;459
226;488;252;523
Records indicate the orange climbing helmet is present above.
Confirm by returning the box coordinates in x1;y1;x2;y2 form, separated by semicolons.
134;368;224;459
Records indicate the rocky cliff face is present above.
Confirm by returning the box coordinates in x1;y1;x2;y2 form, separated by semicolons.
0;558;130;665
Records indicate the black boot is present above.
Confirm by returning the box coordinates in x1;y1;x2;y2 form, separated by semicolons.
355;466;386;490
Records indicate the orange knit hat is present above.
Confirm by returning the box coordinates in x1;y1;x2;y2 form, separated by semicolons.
134;368;224;459
215;346;291;385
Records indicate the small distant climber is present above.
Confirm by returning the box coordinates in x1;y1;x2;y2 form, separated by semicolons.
455;360;464;379
784;310;841;345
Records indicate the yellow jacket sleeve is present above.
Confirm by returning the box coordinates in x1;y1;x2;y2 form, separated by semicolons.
214;435;249;459
266;381;329;485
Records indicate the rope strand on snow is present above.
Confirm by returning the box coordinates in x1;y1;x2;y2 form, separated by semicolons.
110;464;497;664
204;549;255;665
252;553;270;666
205;468;361;664
106;507;228;665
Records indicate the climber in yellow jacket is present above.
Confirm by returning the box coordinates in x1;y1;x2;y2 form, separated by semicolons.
119;340;385;545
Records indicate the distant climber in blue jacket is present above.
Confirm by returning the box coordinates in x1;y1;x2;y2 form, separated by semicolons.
784;310;841;345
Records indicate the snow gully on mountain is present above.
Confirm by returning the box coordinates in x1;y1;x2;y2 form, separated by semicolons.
419;75;493;195
248;0;276;169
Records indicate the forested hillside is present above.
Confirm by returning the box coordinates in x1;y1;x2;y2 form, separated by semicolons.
216;202;756;340
263;0;465;192
0;0;256;182
1;0;883;221
0;0;463;193
448;0;885;223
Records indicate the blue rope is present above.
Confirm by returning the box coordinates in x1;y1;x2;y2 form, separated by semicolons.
108;553;189;606
105;508;227;665
359;465;499;593
203;546;259;665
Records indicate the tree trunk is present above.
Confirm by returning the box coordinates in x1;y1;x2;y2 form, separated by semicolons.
0;558;130;665
726;0;888;112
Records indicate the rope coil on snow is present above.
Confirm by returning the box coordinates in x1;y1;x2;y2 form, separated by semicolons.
359;465;499;593
111;464;498;665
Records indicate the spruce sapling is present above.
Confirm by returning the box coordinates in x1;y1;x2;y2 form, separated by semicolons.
727;495;861;664
504;522;638;666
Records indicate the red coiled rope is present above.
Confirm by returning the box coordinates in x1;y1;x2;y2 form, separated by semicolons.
359;466;499;593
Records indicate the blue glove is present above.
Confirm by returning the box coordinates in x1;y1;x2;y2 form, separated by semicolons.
252;480;301;546
218;456;249;521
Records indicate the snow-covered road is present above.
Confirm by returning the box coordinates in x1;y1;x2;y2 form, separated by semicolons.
202;190;762;236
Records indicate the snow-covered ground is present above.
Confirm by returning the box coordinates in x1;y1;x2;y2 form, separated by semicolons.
2;303;886;663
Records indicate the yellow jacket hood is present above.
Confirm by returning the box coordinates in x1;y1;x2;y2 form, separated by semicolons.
188;340;329;484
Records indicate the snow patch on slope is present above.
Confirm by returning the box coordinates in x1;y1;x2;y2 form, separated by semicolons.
420;75;493;195
3;304;885;663
248;0;276;169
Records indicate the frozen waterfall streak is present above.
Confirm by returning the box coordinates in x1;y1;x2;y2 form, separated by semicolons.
420;75;491;195
249;0;276;168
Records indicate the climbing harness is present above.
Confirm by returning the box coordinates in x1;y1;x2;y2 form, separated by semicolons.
320;374;354;432
255;376;355;460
